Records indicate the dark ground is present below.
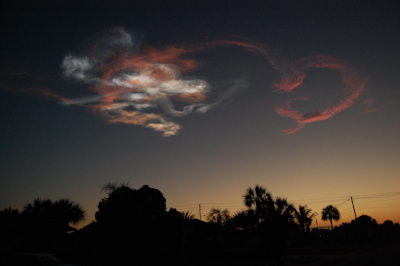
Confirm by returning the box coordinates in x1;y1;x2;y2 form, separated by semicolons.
281;240;400;266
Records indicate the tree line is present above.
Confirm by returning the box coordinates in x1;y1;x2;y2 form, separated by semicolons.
206;185;340;232
0;184;341;235
1;183;399;266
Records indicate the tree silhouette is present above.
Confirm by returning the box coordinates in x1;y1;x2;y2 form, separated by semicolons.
231;209;257;230
207;208;231;226
52;199;86;231
166;208;193;225
182;211;195;220
94;183;173;265
23;198;85;233
321;205;340;230
272;197;296;224
0;208;22;232
100;181;131;195
294;205;316;232
243;185;273;224
95;183;166;227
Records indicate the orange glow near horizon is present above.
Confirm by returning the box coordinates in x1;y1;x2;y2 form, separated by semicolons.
2;23;398;235
74;189;400;231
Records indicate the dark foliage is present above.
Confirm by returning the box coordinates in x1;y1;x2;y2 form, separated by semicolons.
2;184;399;266
20;198;85;237
95;184;166;228
77;184;177;265
321;205;340;230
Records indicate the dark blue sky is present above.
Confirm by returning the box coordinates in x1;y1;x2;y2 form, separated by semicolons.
1;0;399;228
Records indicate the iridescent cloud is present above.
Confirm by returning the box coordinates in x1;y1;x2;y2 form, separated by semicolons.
37;28;366;136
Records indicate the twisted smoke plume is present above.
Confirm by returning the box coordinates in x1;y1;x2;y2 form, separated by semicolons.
6;28;367;136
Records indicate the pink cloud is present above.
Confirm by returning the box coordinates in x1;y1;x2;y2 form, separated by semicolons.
274;55;367;134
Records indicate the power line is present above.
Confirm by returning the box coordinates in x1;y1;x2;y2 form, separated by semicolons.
197;202;243;206
356;202;400;208
353;191;400;200
173;203;200;208
355;197;400;203
340;207;353;214
356;203;400;210
336;198;350;208
172;191;400;213
293;196;349;202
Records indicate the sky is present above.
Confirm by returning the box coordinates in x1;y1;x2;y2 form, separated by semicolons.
1;0;400;229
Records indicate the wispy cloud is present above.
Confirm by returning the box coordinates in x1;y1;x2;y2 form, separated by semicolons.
273;55;367;134
1;28;367;136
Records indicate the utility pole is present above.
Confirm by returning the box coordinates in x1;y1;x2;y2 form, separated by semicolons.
351;196;357;219
199;204;201;221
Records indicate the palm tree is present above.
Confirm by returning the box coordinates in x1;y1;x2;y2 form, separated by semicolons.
101;181;131;195
23;199;53;216
231;209;257;230
23;199;56;229
321;205;340;230
207;208;231;226
52;199;86;231
273;197;296;223
294;205;317;232
23;198;85;233
181;211;195;220
243;185;273;223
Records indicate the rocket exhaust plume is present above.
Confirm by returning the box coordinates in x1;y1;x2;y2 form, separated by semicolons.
3;28;366;136
60;29;257;137
274;55;367;134
60;29;213;137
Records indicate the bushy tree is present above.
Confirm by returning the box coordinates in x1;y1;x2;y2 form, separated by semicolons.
94;183;172;265
95;183;166;228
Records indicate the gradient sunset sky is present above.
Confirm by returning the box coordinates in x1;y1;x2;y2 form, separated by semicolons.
1;0;399;229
